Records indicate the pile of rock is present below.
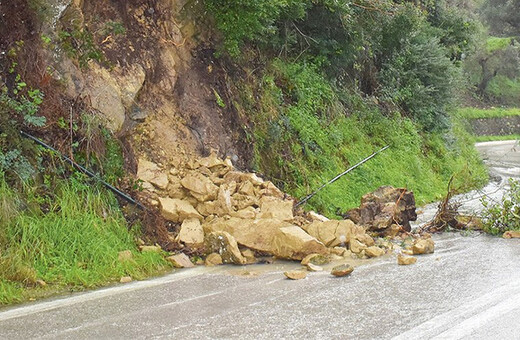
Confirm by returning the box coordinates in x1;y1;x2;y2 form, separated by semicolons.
136;153;392;266
344;186;417;236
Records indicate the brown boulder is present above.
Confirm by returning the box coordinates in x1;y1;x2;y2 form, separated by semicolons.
397;254;417;265
284;270;307;280
259;197;294;221
302;219;366;247
412;238;435;255
181;172;219;202
205;253;223;266
159;197;203;222
344;186;417;233
301;253;330;266
178;218;204;245
167;253;195;268
331;264;354;277
137;159;169;190
205;231;246;265
503;230;520;239
271;226;329;260
365;246;385;258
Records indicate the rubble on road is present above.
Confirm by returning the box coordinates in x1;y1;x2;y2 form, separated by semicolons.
135;153;434;274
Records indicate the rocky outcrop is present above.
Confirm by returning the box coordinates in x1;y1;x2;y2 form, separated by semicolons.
344;186;417;234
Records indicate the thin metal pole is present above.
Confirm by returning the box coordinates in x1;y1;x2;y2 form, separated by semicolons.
296;145;390;207
20;130;146;210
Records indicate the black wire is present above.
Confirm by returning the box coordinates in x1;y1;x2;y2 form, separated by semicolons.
20;130;146;210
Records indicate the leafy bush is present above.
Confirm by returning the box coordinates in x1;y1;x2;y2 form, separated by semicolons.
481;179;520;235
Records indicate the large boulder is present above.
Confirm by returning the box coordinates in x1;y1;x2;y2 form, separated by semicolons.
344;186;417;233
159;197;203;222
302;219;366;247
203;217;291;253
259;197;294;221
178;218;204;245
271;226;329;260
205;231;246;265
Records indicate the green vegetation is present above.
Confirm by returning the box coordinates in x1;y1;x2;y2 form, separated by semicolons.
0;175;169;305
206;0;487;216
486;37;513;53
458;107;520;119
0;67;168;305
236;59;487;216
481;179;520;235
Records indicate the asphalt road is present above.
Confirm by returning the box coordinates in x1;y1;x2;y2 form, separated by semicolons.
0;140;519;339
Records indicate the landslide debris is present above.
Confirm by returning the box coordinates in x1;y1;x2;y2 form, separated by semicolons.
136;152;435;270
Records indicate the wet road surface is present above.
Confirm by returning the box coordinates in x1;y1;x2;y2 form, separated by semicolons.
0;140;519;339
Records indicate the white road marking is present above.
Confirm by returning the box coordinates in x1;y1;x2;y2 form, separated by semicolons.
0;267;213;322
392;280;520;340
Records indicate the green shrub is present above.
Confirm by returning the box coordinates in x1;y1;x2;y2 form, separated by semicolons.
481;179;520;235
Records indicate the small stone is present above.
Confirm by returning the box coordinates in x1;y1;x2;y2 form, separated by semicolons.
139;245;162;253
205;253;223;266
412;238;435;255
241;249;257;264
120;276;132;283
331;264;354;277
118;250;133;261
301;253;330;266
365;246;385;258
284;270;307;280
167;253;195;268
36;279;47;287
397;254;417;265
331;246;346;256
349;239;367;254
503;230;520;239
306;263;323;272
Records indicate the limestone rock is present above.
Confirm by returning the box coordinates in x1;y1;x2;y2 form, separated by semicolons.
232;194;259;210
118;250;133;262
241;249;257;264
284;270;307;280
272;226;328;260
412;238;435;255
238;180;256;196
230;207;257;219
331;247;346;256
331;264;354;277
259;198;294;221
159;197;203;222
205;253;223;266
503;230;520;239
181;173;218;201
120;276;132;283
167;253;195;268
178;218;204;244
306;263;324;272
365;246;385;258
203;217;291;254
205;231;246;265
261;181;285;199
349;239;367;254
397;254;417;265
137;159;169;190
302;219;366;248
301;253;330;266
